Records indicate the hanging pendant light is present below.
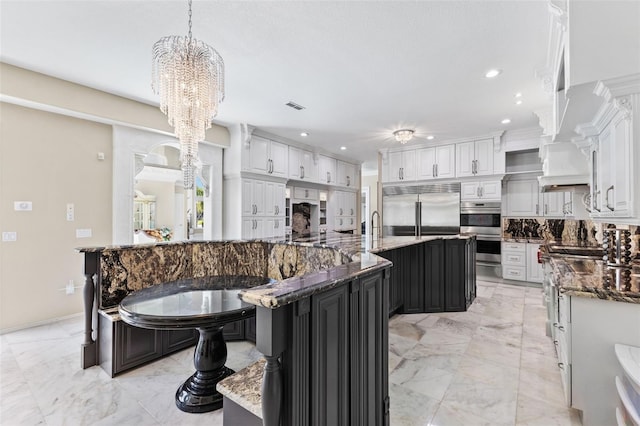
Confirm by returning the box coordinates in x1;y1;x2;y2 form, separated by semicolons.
152;0;225;189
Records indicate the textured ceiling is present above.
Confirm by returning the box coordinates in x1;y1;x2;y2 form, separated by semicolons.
0;1;551;171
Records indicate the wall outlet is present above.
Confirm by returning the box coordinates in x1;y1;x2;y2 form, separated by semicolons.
2;232;17;242
14;201;32;211
76;228;92;238
66;203;74;221
66;280;75;295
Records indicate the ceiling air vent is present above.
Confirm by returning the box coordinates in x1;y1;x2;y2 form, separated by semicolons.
285;101;305;110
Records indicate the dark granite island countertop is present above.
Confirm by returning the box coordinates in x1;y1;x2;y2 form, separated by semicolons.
236;233;474;309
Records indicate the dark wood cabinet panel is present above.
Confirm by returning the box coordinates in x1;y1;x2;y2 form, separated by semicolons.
444;239;466;312
245;317;257;343
401;244;425;313
223;319;245;341
115;322;162;373
423;239;445;312
311;285;349;426
162;329;198;354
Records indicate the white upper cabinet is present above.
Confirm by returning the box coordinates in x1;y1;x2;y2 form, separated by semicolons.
456;139;494;177
288;146;318;182
416;145;455;180
318;155;337;185
505;180;539;216
246;136;288;178
383;150;416;183
242;179;266;216
461;180;502;201
337;160;358;188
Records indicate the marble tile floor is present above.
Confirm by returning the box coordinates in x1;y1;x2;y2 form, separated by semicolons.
0;280;581;425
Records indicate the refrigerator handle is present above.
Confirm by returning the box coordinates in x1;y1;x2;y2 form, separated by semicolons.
415;201;422;237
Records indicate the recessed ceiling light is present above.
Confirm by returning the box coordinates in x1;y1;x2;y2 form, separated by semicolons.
514;92;522;98
426;136;435;140
515;99;523;105
485;69;502;78
501;118;511;124
340;146;347;150
300;132;309;137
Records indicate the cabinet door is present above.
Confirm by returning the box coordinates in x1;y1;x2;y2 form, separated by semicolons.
543;192;565;217
416;148;436;180
249;136;270;174
242;179;255;216
269;140;288;178
319;155;337;184
264;182;276;216
162;329;198;354
526;244;543;283
253;180;266;215
288;146;302;179
386;152;403;182
115;322;162;374
474;138;494;176
612;113;632;216
479;180;502;200
273;218;285;237
506;180;539;216
344;192;356;217
423;240;444;312
311;285;349;426
460;182;480;200
301;149;319;182
337;161;356;187
242;217;254;238
435;145;455;179
444;239;466;312
400;244;424;314
401;151;416;181
223;320;245;341
456;141;475;177
274;183;286;217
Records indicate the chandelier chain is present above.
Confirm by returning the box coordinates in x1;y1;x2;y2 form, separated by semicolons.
187;0;193;41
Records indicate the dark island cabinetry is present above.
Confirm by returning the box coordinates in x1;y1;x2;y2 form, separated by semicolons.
377;236;476;315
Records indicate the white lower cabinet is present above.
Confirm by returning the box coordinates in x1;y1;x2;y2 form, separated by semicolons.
502;242;542;283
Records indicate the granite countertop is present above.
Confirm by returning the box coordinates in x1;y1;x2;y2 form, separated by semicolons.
217;358;264;419
548;255;640;303
502;237;546;243
238;233;473;309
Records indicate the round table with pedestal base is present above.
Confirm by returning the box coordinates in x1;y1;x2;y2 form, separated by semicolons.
119;275;270;413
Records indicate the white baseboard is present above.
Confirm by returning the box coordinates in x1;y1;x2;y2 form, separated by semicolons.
0;312;83;335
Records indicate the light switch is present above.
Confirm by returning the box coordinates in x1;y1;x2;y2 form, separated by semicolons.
66;203;75;221
2;232;17;242
76;229;92;238
14;201;32;211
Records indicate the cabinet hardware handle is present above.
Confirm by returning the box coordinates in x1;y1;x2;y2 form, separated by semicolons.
340;208;343;215
436;164;438;177
544;204;548;215
480;187;483;197
558;325;565;332
347;176;350;186
536;204;539;215
253;219;256;230
558;362;564;370
432;164;436;177
477;186;480;197
554;340;558;346
305;189;309;198
594;190;601;212
350;208;354;215
605;185;614;211
300;165;304;179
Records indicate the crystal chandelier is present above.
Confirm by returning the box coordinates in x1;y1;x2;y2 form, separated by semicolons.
152;0;225;189
393;129;414;144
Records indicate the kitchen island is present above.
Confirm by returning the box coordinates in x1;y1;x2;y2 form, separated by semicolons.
542;244;640;426
78;232;475;426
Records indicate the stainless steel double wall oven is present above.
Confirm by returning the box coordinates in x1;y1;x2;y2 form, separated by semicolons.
460;201;502;265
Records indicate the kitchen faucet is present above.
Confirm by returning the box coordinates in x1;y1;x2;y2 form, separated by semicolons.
371;210;381;238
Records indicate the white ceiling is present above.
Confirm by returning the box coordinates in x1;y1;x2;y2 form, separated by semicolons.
0;0;551;172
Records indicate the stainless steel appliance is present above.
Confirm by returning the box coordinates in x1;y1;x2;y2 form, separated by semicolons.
460;201;501;264
382;183;460;236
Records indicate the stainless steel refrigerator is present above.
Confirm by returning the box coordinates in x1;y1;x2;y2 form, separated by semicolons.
382;183;460;236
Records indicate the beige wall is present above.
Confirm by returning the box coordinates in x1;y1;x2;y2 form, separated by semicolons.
362;173;380;221
0;103;112;331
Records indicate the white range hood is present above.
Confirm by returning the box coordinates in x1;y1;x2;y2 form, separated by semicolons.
538;141;590;193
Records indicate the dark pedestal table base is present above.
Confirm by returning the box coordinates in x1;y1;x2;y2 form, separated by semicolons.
175;325;233;413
